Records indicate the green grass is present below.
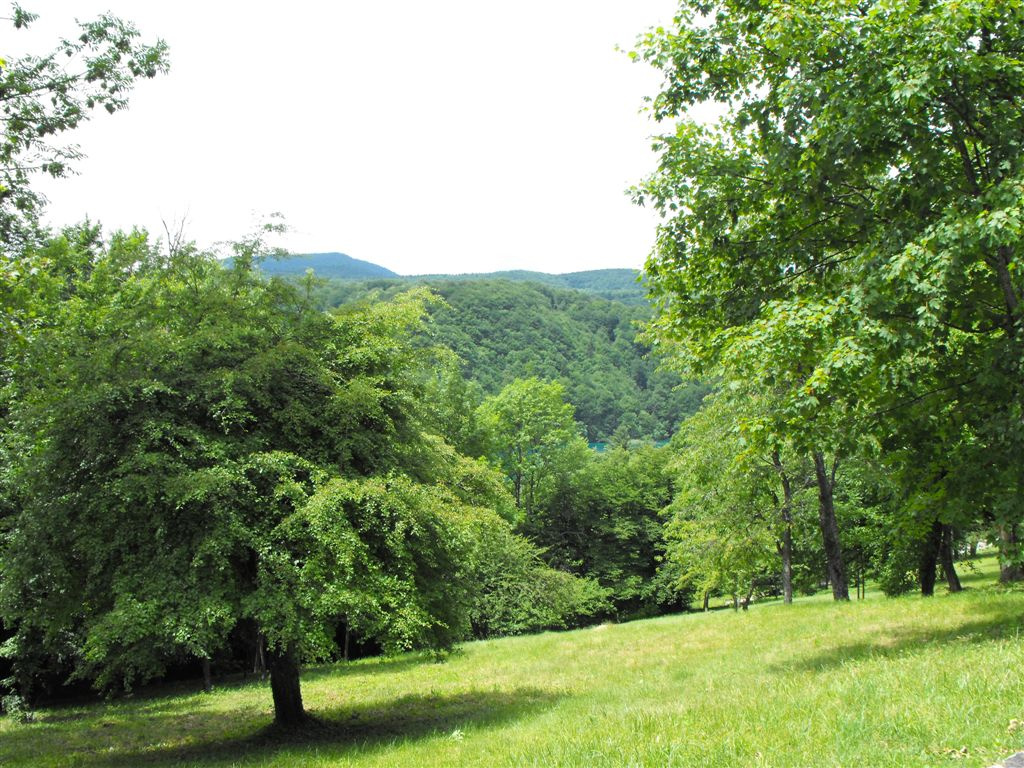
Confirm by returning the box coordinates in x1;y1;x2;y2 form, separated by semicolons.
4;556;1024;767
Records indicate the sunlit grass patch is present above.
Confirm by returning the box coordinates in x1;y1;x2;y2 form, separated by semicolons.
2;558;1022;767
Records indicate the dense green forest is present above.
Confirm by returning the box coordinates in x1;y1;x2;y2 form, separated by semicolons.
378;268;646;306
320;277;707;442
1;2;1024;763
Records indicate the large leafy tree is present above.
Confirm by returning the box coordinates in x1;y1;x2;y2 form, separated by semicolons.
634;0;1024;585
0;233;481;725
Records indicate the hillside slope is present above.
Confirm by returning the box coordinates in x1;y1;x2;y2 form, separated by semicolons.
253;252;398;280
5;561;1021;767
322;278;705;441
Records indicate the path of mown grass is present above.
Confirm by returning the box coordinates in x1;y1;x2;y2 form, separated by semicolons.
3;557;1023;767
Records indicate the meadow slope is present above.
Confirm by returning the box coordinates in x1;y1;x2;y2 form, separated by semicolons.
3;562;1023;768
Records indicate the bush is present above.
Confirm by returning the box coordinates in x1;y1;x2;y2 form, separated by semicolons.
466;513;610;637
1;694;34;723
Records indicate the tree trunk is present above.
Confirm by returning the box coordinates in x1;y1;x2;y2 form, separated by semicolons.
939;524;962;593
919;520;942;596
780;525;794;605
812;451;849;600
343;623;351;662
201;657;213;694
268;644;306;727
772;450;794;605
702;591;710;612
254;632;267;680
998;523;1024;582
741;579;754;611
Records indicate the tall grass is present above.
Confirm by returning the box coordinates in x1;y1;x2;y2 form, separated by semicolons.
2;556;1022;767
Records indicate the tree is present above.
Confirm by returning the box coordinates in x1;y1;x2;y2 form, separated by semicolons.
0;233;484;725
633;0;1024;585
0;5;168;417
0;5;168;251
476;377;581;515
664;393;815;608
465;508;610;637
524;443;683;618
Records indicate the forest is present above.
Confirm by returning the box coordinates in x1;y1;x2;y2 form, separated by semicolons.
320;276;708;442
1;1;1024;766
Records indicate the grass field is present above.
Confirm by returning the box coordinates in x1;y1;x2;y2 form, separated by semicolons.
3;556;1023;767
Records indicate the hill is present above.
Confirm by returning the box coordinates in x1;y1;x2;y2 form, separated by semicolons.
405;268;647;305
247;252;648;305
5;558;1021;767
250;252;398;280
321;278;705;442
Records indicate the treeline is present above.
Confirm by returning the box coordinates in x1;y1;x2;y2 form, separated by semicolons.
388;268;649;305
320;278;708;442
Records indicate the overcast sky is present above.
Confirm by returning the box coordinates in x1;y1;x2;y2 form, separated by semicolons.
28;2;677;276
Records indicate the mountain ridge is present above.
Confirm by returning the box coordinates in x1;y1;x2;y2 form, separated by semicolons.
253;253;647;304
243;251;399;279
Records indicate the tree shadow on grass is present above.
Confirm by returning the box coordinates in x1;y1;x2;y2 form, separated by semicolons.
39;653;438;725
26;686;561;767
775;608;1024;675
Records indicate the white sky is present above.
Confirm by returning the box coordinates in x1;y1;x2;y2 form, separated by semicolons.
27;1;677;276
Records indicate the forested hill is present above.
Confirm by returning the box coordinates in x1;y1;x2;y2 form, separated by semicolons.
241;252;398;279
322;278;707;441
404;268;647;305
249;252;648;305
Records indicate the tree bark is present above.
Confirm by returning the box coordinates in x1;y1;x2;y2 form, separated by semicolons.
919;520;942;596
779;526;794;605
254;632;267;680
772;450;794;605
201;657;213;694
741;579;754;611
812;451;849;600
992;244;1020;337
998;523;1024;583
939;524;962;593
268;644;306;727
702;591;710;612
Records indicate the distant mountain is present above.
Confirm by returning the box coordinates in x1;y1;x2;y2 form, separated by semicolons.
249;252;647;304
251;252;398;280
